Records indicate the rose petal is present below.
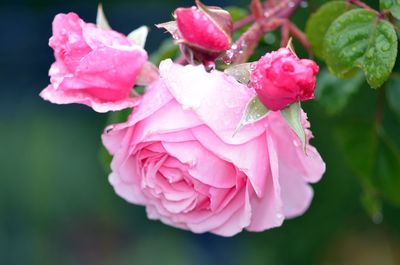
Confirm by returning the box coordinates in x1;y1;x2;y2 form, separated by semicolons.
50;13;91;70
162;141;237;188
246;131;284;231
159;59;267;145
40;84;141;113
268;112;326;184
211;182;251;236
192;125;268;197
109;172;147;205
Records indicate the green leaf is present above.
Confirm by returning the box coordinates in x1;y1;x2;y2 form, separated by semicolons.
99;145;112;173
281;102;306;150
150;38;180;65
361;190;383;223
381;0;394;10
305;1;350;59
315;69;364;115
323;9;398;88
336;122;400;208
336;122;377;182
380;0;400;19
225;6;248;22
390;5;400;20
376;132;400;205
96;3;112;30
380;0;399;10
127;26;149;48
386;74;400;118
224;63;252;84
234;96;269;135
107;108;131;124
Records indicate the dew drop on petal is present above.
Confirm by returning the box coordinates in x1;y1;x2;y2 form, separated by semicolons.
276;213;284;220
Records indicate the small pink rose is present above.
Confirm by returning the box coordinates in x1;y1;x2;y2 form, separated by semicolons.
175;2;233;52
158;1;232;65
102;59;325;236
40;12;148;112
250;48;319;111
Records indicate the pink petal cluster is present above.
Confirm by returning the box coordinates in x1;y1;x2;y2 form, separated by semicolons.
40;13;148;113
175;6;232;52
251;48;319;111
102;59;325;236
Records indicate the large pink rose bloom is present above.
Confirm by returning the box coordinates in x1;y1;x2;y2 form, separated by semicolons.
40;13;148;112
102;59;325;236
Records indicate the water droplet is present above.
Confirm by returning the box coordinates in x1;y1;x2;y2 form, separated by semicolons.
300;1;308;8
224;50;234;64
381;43;390;52
207;24;214;33
188;159;197;167
231;44;238;50
288;1;295;8
205;62;216;72
372;212;383;224
264;33;276;45
276;213;283;219
366;49;374;59
193;11;201;20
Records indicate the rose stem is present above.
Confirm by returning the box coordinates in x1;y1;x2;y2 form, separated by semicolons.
227;0;302;64
347;0;377;13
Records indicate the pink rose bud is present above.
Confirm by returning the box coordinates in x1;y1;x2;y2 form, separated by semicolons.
175;1;233;52
40;13;148;113
158;0;232;65
250;48;319;111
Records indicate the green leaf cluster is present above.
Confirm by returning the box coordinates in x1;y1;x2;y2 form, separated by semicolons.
306;1;398;88
337;122;400;211
307;0;400;217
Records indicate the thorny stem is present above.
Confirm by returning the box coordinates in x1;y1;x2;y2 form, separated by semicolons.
347;0;377;13
230;23;264;64
227;0;302;64
233;16;254;31
287;22;312;55
233;0;300;31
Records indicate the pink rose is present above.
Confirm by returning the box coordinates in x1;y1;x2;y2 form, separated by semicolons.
102;59;325;236
251;48;319;111
40;13;148;112
175;3;232;52
158;1;232;65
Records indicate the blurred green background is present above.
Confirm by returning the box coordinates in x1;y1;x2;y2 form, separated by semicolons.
1;0;400;264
